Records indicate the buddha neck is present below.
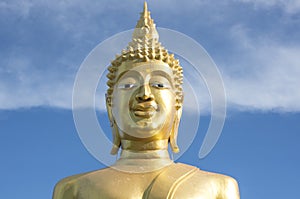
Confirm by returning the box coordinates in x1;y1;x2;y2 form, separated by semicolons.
111;139;173;173
121;139;169;151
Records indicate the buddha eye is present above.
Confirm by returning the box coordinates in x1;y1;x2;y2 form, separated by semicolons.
151;82;170;89
118;83;136;89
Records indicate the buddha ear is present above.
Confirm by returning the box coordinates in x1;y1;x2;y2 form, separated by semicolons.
106;94;121;155
170;106;182;153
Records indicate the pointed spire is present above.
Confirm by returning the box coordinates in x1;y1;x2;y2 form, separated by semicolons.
143;1;148;18
132;1;159;41
136;1;150;28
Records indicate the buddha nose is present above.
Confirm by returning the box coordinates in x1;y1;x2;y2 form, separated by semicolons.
136;84;154;102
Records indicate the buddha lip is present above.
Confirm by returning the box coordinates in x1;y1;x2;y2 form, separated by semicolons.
132;103;157;118
134;110;154;118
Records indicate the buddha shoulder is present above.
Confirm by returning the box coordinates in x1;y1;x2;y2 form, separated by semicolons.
52;168;118;199
52;168;162;199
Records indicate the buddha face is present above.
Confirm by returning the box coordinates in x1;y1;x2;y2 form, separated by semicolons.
110;62;178;140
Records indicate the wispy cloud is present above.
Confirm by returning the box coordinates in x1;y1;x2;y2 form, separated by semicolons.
1;0;299;113
0;53;74;109
237;0;300;14
222;24;300;111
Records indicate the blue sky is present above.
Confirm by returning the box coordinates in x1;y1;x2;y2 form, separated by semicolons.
0;0;300;198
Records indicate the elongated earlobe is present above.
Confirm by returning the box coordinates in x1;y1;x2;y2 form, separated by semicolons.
106;95;121;155
110;119;121;155
170;107;182;153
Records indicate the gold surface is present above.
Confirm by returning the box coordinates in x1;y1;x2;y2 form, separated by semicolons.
53;2;240;198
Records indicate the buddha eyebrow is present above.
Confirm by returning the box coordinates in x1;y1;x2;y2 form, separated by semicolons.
116;70;140;82
151;70;173;84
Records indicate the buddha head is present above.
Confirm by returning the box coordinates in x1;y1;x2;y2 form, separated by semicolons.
106;2;183;155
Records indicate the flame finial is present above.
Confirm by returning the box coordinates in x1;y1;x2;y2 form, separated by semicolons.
132;1;159;41
143;1;148;18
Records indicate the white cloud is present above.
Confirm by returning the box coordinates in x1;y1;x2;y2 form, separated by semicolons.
222;24;300;112
237;0;300;14
1;0;300;113
0;54;74;110
0;0;33;18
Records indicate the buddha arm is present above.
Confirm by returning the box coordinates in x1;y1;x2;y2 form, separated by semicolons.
52;174;85;199
219;177;240;199
52;181;76;199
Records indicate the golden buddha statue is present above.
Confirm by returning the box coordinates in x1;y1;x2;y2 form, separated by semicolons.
53;2;240;199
